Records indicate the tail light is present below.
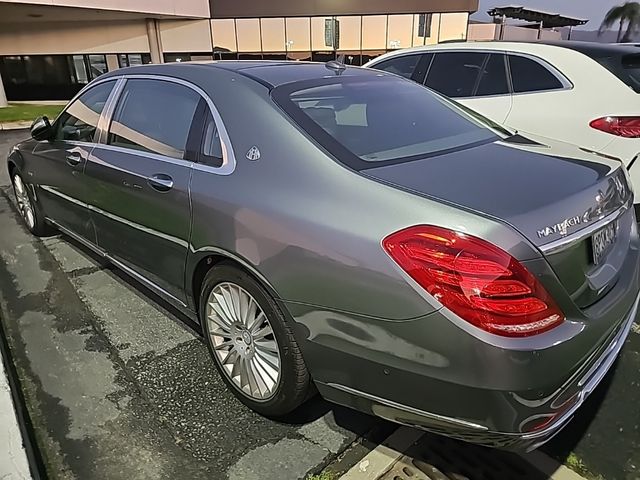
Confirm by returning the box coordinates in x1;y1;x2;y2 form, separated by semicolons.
382;226;564;337
590;116;640;138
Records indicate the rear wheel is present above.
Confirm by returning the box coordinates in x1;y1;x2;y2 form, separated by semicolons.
11;171;52;237
199;263;311;416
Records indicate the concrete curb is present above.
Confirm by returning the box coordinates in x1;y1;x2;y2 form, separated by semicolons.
339;427;424;480
0;122;31;131
520;451;589;480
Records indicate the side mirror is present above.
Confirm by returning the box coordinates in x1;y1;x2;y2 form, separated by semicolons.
30;116;52;141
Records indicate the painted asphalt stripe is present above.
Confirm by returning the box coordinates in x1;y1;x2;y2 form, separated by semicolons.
340;427;424;480
520;451;589;480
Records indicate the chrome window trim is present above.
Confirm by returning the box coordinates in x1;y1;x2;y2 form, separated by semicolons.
97;74;236;176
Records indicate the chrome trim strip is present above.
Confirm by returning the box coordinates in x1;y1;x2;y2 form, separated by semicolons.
539;198;633;255
107;256;188;309
46;217;189;309
91;143;195;168
325;383;489;431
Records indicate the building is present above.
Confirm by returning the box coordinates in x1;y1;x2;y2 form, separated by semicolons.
468;5;587;42
0;0;478;101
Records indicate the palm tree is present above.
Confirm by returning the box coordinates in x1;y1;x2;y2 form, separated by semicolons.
599;2;640;42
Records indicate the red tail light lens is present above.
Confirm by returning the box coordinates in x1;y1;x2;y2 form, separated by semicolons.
382;226;564;337
590;116;640;138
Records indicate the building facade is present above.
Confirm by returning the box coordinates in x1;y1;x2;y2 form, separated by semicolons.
0;0;478;101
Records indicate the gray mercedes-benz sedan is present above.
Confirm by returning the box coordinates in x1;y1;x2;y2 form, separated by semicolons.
6;61;639;451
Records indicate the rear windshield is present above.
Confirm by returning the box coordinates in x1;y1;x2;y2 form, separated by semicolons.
272;75;499;170
597;54;640;93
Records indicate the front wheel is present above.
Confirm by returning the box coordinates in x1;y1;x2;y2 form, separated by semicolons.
11;171;53;237
200;263;312;416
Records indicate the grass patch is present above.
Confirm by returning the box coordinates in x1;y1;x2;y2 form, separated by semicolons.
0;103;64;123
565;452;605;480
307;473;337;480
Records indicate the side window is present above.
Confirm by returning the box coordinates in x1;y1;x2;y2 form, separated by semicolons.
373;55;421;79
200;110;224;168
108;79;200;159
425;52;487;98
476;54;509;96
53;80;115;143
508;55;564;93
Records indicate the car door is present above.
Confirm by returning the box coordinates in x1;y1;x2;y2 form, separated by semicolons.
424;51;513;124
503;54;575;142
27;80;116;240
85;77;202;304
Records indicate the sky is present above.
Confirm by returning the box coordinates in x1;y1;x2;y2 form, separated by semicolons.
472;0;621;30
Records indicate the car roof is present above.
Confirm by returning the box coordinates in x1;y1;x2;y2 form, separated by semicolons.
104;60;383;89
366;40;640;62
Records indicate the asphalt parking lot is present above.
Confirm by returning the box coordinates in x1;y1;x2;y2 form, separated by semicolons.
1;129;640;480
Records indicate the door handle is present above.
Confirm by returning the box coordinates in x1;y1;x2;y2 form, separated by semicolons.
66;152;83;167
147;174;174;192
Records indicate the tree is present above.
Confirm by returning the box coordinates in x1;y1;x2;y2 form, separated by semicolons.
599;2;640;42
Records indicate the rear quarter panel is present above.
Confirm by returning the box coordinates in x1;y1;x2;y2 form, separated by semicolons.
184;68;539;320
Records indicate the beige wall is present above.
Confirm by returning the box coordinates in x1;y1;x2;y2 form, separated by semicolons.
438;12;468;42
0;20;149;55
468;23;561;42
2;0;210;18
159;19;212;53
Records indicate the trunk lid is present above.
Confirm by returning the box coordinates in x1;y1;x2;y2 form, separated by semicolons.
363;138;634;308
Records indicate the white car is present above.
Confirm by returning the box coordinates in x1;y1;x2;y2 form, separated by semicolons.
365;41;640;202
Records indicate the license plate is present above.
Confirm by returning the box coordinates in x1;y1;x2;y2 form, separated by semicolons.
592;221;617;265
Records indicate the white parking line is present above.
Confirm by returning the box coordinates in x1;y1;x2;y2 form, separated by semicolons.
0;355;31;480
631;322;640;335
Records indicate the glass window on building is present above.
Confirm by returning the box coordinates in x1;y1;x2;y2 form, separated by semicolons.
311;17;335;51
261;18;286;52
387;15;413;49
164;53;192;63
362;16;387;50
413;14;434;46
285;17;311;52
361;51;386;64
236;18;261;52
87;55;107;80
336;16;362;52
118;54;152;68
211;19;237;53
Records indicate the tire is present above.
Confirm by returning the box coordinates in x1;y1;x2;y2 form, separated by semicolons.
10;170;53;237
200;262;311;416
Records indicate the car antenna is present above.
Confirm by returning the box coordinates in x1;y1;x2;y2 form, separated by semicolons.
325;60;346;76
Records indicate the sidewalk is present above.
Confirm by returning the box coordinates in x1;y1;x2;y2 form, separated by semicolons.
0;121;30;131
0;350;31;480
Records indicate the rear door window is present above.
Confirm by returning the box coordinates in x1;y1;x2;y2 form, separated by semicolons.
476;54;509;96
508;55;564;93
425;52;487;98
108;78;200;159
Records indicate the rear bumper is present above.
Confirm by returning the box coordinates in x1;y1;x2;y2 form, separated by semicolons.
315;291;638;450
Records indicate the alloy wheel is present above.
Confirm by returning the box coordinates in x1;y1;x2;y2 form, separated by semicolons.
206;282;281;400
13;174;35;230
